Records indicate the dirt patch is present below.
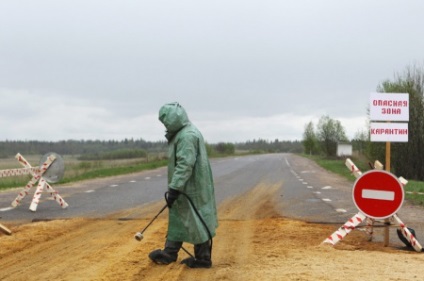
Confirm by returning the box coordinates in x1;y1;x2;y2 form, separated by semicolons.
1;183;424;281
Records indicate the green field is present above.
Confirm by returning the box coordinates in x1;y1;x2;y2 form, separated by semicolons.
0;154;167;190
305;154;424;206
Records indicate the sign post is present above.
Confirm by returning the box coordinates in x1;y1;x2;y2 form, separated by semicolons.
385;142;391;246
369;92;409;246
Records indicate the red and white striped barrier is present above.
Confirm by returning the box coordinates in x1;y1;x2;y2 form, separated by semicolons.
3;153;68;212
345;158;362;178
11;171;41;207
365;217;374;241
344;160;374;241
323;212;366;245
0;167;40;177
29;179;46;211
322;158;422;252
27;178;67;210
393;214;422;252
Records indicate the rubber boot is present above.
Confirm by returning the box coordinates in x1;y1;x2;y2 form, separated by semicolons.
181;240;212;268
149;240;182;265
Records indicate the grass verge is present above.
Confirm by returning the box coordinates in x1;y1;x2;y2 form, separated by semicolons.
0;159;168;191
302;154;424;206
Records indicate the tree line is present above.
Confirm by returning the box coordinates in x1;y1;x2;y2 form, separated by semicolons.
0;139;167;158
235;139;303;153
0;138;302;159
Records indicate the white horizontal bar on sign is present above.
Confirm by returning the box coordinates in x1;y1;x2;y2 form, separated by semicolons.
362;189;395;201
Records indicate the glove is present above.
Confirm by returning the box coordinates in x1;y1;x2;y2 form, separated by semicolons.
166;188;180;208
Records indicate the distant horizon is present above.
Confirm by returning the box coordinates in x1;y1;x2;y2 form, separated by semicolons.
0;137;303;144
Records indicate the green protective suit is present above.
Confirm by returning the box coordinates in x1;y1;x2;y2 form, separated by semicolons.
159;102;218;245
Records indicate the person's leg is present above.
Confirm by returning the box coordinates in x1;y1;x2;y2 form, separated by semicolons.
194;240;211;261
181;240;212;268
149;240;182;265
164;240;183;258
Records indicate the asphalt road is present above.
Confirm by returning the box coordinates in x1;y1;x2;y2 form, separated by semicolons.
1;153;423;248
0;153;349;221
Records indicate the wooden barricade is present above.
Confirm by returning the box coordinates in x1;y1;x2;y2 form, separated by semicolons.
0;153;68;212
322;158;422;252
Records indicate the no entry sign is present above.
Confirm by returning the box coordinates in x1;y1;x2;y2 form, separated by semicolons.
352;170;404;219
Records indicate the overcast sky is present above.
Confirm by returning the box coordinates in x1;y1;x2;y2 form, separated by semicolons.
1;1;423;143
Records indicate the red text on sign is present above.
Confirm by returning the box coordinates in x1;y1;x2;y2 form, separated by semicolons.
382;108;402;115
370;128;408;135
372;100;408;107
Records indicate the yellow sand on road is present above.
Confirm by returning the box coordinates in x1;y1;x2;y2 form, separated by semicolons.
1;183;423;281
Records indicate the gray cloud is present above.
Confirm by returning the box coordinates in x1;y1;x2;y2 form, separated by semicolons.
0;0;422;142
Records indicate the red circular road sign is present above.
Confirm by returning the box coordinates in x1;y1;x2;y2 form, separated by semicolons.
352;170;404;219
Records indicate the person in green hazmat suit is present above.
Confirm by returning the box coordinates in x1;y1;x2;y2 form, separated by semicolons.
149;102;218;268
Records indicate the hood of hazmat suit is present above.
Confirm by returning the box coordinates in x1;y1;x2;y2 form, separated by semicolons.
159;102;218;244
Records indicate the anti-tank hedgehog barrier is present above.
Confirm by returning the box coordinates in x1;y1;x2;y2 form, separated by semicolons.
0;153;68;212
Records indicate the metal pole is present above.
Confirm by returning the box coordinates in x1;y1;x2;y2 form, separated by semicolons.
384;141;391;247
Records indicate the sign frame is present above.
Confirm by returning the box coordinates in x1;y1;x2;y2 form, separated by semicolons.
370;122;408;142
369;92;409;122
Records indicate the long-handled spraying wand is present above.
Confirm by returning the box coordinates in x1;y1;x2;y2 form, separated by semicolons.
133;202;195;259
134;191;212;260
134;204;167;241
